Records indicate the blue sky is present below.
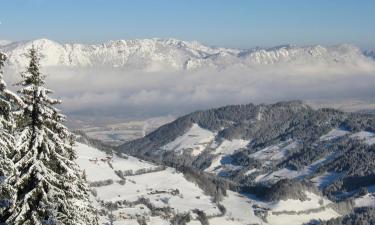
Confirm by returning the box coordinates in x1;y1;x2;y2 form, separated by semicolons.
0;0;374;49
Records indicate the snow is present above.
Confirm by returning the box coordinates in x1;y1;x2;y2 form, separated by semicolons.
266;208;339;225
147;217;171;225
246;191;340;225
320;128;350;141
94;168;219;216
217;191;264;225
112;220;139;225
76;142;157;182
205;138;249;173
311;172;343;189
161;123;216;156
244;168;258;176
75;143;342;225
354;185;375;208
251;140;297;161
269;192;331;212
350;131;375;145
365;137;375;145
350;131;375;140
213;138;250;155
75;143;223;224
75;143;124;181
256;152;337;183
355;194;375;208
187;221;202;225
111;155;156;172
233;191;342;225
1;39;371;71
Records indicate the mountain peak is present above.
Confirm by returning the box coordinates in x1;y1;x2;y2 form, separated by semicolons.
0;38;373;69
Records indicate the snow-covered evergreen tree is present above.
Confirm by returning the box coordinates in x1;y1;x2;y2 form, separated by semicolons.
7;47;98;225
0;52;22;222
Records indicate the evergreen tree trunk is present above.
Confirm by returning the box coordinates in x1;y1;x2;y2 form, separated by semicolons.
7;47;98;225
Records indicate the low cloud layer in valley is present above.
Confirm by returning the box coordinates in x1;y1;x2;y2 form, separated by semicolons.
5;61;375;121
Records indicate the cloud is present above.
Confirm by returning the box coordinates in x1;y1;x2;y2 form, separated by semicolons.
4;60;375;119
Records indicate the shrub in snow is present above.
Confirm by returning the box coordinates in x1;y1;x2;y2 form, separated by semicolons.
192;209;209;225
89;179;114;187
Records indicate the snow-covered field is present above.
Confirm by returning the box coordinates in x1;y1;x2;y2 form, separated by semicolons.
255;151;337;184
205;139;250;174
76;143;220;224
354;185;375;208
319;129;375;146
320;128;350;141
265;192;340;225
355;194;375;208
350;131;375;145
311;172;343;189
76;143;156;182
75;143;255;224
250;140;297;162
75;143;343;225
161;123;216;156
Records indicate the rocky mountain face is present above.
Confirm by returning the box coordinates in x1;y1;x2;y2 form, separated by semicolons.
117;101;375;222
0;39;373;71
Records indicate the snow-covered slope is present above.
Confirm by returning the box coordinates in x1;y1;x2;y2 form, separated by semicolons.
0;38;373;70
319;128;350;141
350;131;375;145
161;123;216;156
76;143;220;224
205;139;250;174
75;142;341;225
264;191;340;225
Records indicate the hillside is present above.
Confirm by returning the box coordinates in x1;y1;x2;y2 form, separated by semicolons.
76;137;343;225
117;101;375;223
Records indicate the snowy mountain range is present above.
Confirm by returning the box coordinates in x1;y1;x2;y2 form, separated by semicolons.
0;38;373;71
